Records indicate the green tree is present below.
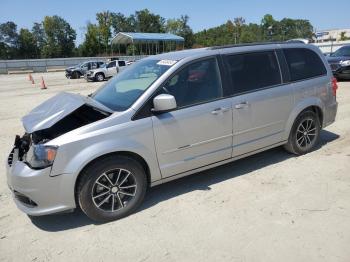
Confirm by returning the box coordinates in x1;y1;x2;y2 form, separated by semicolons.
0;21;18;58
0;21;18;46
233;17;246;43
32;22;45;57
41;15;76;58
340;31;350;41
166;15;194;48
18;28;37;58
96;11;113;54
110;12;136;34
135;9;165;33
81;22;101;56
261;14;277;40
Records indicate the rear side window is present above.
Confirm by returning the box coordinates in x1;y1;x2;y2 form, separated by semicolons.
224;51;281;94
283;48;327;81
118;61;126;67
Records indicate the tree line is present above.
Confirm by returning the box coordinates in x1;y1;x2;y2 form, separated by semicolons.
0;11;315;60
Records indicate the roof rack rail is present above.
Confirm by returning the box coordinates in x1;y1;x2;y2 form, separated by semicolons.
208;41;301;50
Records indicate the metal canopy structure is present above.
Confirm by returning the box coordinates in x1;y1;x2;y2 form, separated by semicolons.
110;32;185;56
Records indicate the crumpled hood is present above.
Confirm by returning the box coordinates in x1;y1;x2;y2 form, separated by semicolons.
22;92;113;133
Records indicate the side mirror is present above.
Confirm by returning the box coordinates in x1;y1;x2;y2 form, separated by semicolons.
152;94;177;113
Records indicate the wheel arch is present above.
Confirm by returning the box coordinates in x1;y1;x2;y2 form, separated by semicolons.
74;151;151;201
96;71;105;78
284;98;325;140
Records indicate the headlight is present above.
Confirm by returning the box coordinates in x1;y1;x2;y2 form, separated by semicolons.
340;60;350;67
25;144;58;169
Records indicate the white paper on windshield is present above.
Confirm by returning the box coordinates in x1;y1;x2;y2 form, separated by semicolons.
157;60;177;66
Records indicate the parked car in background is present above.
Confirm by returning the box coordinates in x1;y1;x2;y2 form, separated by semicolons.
286;38;309;44
85;60;128;82
7;42;337;222
65;61;104;79
326;45;350;80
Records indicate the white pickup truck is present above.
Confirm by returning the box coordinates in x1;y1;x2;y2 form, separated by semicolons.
84;60;128;81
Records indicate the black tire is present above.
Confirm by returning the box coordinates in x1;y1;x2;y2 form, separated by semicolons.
77;156;147;222
284;110;321;155
72;71;80;79
95;73;105;82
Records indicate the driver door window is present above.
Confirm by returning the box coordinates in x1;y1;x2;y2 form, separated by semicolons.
107;61;116;68
164;58;223;108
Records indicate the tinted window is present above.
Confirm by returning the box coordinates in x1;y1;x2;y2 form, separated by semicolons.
107;61;116;68
225;51;281;94
283;48;327;81
164;58;223;108
118;61;126;67
91;62;99;69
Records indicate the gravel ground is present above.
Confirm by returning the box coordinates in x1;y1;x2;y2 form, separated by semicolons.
0;72;349;262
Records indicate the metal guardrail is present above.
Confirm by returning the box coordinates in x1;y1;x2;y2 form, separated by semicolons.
0;55;148;74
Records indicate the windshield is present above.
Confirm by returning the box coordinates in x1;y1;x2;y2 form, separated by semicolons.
331;46;350;57
91;59;176;111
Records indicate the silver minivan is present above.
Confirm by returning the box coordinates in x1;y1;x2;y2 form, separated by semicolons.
6;43;338;222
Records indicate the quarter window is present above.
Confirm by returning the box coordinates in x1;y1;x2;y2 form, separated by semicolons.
283;48;327;81
163;58;223;108
224;51;281;94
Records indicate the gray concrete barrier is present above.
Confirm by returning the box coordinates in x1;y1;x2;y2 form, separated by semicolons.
0;55;148;74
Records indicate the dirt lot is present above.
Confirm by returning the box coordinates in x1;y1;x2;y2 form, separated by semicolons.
0;72;349;262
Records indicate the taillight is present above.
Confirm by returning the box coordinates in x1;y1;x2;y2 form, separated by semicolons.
331;77;338;97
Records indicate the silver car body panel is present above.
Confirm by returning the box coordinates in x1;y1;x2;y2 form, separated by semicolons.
7;43;338;215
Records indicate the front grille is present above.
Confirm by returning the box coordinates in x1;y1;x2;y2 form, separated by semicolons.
8;148;14;167
14;191;37;207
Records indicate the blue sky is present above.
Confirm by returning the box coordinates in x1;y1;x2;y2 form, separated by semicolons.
1;0;349;44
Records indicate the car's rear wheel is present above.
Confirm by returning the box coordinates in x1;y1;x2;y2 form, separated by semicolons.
284;110;320;155
77;156;147;222
95;73;104;82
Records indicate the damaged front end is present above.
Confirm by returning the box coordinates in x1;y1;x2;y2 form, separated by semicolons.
8;92;112;169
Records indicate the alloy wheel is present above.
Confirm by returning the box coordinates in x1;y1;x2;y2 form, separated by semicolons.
91;168;137;212
296;118;317;149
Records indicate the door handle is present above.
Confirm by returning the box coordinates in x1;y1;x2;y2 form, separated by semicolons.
235;102;249;109
211;107;230;115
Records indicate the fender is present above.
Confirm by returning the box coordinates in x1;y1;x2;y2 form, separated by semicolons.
283;97;325;141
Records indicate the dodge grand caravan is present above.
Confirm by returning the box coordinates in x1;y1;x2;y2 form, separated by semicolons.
6;43;338;222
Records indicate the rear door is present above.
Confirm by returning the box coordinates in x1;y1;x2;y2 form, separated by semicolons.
223;50;294;156
151;57;233;178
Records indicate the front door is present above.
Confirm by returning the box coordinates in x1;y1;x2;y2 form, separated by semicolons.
152;58;233;178
106;61;117;77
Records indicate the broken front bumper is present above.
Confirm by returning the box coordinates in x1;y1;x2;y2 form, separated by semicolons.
6;150;76;216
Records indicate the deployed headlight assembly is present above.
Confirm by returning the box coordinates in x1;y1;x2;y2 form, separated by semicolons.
25;144;58;169
340;60;350;67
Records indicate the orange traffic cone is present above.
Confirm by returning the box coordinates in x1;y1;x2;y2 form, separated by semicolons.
40;76;47;89
28;73;35;84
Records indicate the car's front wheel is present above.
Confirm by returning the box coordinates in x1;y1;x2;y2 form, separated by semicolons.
284;110;321;155
95;73;105;82
77;156;147;222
